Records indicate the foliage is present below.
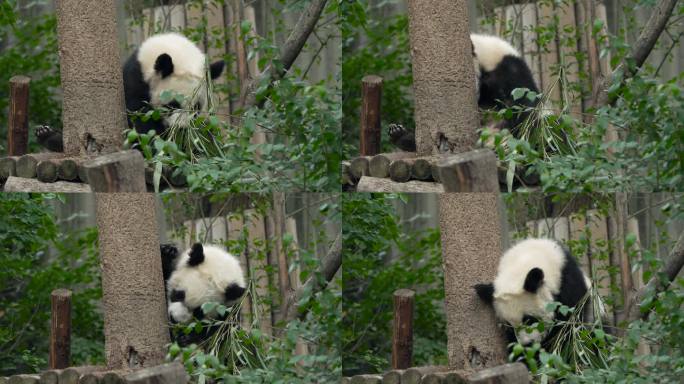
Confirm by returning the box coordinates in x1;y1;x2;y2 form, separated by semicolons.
0;0;61;155
125;0;341;192
164;197;341;383
341;193;446;375
341;0;414;157
0;194;103;375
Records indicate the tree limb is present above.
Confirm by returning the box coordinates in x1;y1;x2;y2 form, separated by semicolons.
594;0;679;107
241;0;328;108
626;231;684;322
282;232;341;322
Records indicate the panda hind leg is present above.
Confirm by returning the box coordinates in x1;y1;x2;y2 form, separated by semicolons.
35;125;64;152
388;123;416;152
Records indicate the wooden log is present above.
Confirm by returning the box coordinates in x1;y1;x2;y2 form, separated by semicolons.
408;155;447;181
389;159;411;183
58;370;79;384
0;377;7;384
360;75;383;156
392;289;415;370
99;373;123;384
422;373;444;384
369;152;415;179
381;370;402;384
431;372;467;384
437;149;498;192
7;376;39;384
57;159;80;181
0;157;18;180
356;176;445;193
16;153;62;179
39;371;59;384
349;156;371;180
341;378;351;384
8;76;31;156
3;176;92;192
124;362;188;384
401;366;448;384
50;289;72;369
82;150;146;192
37;160;58;183
77;375;99;384
468;363;528;384
350;375;382;384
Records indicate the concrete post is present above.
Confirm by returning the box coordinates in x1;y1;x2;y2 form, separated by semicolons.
55;0;126;156
95;194;169;369
406;0;479;155
439;194;507;371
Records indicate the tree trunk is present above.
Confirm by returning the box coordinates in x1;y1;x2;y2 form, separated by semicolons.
96;194;169;369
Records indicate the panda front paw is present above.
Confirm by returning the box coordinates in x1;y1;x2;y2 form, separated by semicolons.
387;123;407;141
35;125;54;141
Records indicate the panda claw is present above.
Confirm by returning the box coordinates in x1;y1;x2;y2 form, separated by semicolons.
387;123;406;140
35;124;54;139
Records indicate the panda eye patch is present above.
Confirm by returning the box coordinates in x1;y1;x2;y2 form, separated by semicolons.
522;315;538;326
170;289;185;302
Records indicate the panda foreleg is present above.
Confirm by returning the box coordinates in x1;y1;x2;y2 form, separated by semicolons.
388;123;416;152
35;125;64;152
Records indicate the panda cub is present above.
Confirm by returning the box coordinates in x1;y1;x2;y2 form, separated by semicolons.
389;33;540;152
37;33;225;152
160;242;246;346
474;238;593;353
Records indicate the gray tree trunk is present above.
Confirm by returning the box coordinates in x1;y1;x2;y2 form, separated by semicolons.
406;0;480;155
96;194;169;369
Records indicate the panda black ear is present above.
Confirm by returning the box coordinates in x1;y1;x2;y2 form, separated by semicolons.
154;53;174;79
524;267;544;293
187;243;205;266
474;283;494;304
160;244;180;281
210;60;225;79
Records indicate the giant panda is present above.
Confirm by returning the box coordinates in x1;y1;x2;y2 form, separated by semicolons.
474;238;595;357
389;33;540;152
160;242;246;346
36;33;225;152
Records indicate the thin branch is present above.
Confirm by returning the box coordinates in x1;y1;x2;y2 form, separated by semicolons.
594;0;679;107
242;0;328;108
282;232;341;322
626;231;684;322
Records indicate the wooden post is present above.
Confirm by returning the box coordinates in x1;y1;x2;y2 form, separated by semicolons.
360;75;383;156
406;0;479;155
437;149;499;192
8;76;31;156
49;289;72;369
55;0;126;156
82;150;147;192
96;194;169;369
392;289;415;370
439;194;507;371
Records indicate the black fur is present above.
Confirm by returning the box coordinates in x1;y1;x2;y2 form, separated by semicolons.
523;267;544;293
552;244;589;320
478;55;539;136
474;283;495;304
169;289;185;303
225;283;246;302
160;243;180;281
389;37;542;152
154;53;174;79
35;125;64;152
187;243;205;266
210;60;225;80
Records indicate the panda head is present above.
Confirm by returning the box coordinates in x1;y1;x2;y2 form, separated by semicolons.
165;243;246;324
136;33;225;129
474;238;571;345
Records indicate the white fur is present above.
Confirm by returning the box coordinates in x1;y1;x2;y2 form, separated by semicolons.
492;238;567;326
136;33;208;112
168;302;192;323
470;34;520;73
167;245;245;322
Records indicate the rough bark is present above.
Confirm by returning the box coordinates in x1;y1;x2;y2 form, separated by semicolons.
55;0;126;156
356;176;445;193
392;289;415;370
8;76;31;156
95;194;169;369
49;289;72;369
406;0;479;155
3;176;92;193
360;75;383;156
440;194;507;371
